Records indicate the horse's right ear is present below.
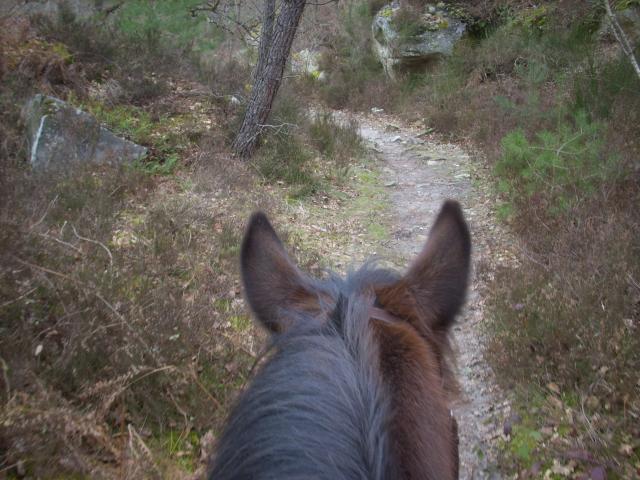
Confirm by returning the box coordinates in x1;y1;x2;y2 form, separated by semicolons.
240;212;318;333
404;200;471;331
376;201;470;337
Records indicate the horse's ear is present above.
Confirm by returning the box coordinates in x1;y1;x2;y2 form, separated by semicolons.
240;212;317;333
406;200;471;329
397;201;471;332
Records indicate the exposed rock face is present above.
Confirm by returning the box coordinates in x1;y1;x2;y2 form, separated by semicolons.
372;2;466;79
24;94;147;170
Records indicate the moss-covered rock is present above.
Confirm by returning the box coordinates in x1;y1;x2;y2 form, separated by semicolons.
24;94;147;170
372;2;467;80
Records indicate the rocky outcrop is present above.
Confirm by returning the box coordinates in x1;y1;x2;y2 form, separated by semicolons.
24;94;147;170
291;49;326;80
372;2;466;79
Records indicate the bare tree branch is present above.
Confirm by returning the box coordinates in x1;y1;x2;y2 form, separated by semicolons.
190;0;222;16
603;0;640;81
192;0;261;42
71;224;114;266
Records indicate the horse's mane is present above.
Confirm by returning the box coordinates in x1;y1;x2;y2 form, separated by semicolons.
209;266;401;480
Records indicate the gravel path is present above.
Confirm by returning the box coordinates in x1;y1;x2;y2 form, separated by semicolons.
354;113;509;479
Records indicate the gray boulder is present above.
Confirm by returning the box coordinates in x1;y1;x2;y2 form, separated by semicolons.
24;94;147;170
372;2;466;79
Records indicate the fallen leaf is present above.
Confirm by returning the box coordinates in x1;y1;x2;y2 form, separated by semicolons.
586;395;600;410
547;382;561;395
548;395;564;410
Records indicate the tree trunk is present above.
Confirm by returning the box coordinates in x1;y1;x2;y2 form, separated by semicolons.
233;0;306;158
253;0;275;82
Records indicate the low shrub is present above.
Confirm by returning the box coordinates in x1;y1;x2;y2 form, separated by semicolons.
495;111;613;213
252;90;365;198
308;112;363;164
0;162;254;477
254;133;319;198
34;2;206;105
486;186;640;474
315;1;387;110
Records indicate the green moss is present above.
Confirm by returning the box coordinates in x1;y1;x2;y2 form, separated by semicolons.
41;96;61;116
380;6;394;18
230;314;252;332
51;42;73;64
148;429;200;473
366;222;387;241
515;5;551;33
213;298;233;312
87;103;155;144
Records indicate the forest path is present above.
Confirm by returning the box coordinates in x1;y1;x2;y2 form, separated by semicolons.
350;111;509;479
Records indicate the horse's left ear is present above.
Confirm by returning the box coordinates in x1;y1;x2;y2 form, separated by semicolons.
240;212;318;333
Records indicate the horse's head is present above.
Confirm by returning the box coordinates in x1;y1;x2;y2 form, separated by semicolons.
236;200;470;479
214;201;471;480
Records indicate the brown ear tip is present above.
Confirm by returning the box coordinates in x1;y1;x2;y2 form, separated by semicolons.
439;200;471;254
243;211;268;254
440;200;469;229
242;211;283;262
441;199;463;217
245;211;279;238
247;211;270;228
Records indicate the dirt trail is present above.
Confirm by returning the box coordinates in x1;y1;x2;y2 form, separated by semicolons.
353;112;508;479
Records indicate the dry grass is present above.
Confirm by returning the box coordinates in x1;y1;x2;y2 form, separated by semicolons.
0;10;373;476
0;15;254;478
0;159;265;477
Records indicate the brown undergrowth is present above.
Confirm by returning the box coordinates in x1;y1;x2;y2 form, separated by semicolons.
0;8;373;477
0;112;262;477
